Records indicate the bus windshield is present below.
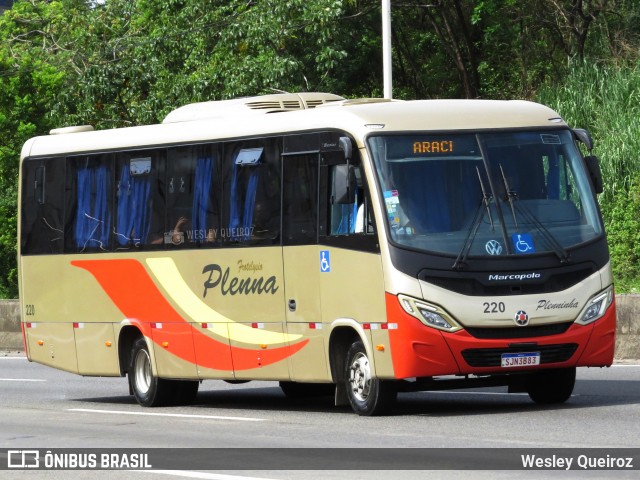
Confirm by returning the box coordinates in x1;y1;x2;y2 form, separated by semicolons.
368;130;602;261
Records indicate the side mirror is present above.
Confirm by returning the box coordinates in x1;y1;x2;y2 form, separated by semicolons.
585;155;603;194
573;128;594;152
339;136;352;161
332;164;357;204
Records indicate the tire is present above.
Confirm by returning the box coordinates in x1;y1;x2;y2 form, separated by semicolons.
128;337;173;407
279;381;334;398
526;367;576;404
344;340;397;416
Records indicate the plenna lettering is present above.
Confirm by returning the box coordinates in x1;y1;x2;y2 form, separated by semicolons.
202;263;279;298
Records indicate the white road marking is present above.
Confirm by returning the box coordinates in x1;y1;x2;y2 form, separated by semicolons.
0;378;46;382
139;471;276;480
68;408;266;422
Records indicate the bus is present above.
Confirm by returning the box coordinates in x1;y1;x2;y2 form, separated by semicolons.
18;92;616;416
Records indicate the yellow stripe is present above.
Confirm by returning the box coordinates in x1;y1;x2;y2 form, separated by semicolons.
145;258;301;344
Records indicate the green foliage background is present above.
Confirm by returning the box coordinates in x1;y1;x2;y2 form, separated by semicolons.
1;0;640;297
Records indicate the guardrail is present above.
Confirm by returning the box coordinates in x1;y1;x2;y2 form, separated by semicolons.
1;297;639;359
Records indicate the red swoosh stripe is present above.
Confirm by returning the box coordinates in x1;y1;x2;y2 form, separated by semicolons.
71;259;307;372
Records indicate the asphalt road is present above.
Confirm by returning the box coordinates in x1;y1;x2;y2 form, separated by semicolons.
1;354;639;480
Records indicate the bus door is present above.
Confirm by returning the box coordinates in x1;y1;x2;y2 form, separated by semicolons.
281;151;330;382
318;150;389;377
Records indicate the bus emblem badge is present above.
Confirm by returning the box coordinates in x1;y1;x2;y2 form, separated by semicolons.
514;310;529;326
485;240;503;255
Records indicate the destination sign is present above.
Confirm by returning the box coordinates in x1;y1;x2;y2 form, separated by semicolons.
413;140;454;154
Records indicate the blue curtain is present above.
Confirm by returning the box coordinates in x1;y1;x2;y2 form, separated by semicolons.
192;156;214;238
229;160;260;241
403;162;451;232
546;154;560;199
75;164;111;249
461;162;483;224
334;196;358;234
242;170;259;240
229;161;241;236
116;165;152;246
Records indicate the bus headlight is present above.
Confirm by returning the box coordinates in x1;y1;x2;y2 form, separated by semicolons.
398;294;462;332
576;285;614;325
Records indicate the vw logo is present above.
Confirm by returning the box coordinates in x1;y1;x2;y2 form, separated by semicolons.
485;240;503;255
514;310;529;326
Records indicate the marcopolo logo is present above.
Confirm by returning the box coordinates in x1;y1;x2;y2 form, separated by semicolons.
487;272;542;282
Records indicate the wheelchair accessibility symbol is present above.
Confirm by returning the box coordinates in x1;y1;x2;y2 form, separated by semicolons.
320;250;331;272
512;233;535;254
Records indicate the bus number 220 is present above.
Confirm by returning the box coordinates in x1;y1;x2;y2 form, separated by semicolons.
483;302;505;313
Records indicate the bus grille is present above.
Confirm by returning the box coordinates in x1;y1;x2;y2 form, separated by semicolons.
420;266;594;296
465;322;573;339
461;343;579;367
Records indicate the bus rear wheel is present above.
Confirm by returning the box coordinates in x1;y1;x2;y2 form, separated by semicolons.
128;338;198;407
526;367;576;404
344;340;397;416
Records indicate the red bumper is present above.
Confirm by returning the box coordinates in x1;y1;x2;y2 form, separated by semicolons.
386;292;616;379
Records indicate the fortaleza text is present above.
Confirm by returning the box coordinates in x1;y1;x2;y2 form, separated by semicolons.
202;263;279;298
521;454;634;470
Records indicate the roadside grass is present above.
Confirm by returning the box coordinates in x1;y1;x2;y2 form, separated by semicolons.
537;62;640;293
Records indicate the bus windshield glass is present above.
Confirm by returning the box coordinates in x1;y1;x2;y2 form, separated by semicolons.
368;130;602;260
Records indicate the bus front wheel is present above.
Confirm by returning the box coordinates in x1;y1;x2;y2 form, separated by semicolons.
344;340;397;416
526;367;576;404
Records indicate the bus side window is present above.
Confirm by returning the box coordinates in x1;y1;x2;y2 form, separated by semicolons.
114;150;165;249
329;164;374;236
67;154;113;253
282;153;318;245
321;158;379;253
165;145;219;247
21;157;66;255
223;139;280;245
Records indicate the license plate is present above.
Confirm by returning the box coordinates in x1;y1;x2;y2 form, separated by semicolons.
501;352;540;367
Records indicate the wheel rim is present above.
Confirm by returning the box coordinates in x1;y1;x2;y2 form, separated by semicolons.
133;348;152;395
348;351;371;402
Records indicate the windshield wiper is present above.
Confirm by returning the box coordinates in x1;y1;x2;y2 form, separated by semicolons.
452;167;493;270
498;165;570;263
499;165;518;228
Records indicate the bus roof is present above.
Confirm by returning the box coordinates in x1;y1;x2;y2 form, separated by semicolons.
21;93;567;159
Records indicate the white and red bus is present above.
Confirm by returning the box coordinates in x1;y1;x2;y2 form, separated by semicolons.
19;93;615;415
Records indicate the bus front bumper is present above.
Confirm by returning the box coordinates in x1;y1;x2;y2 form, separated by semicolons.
386;293;616;379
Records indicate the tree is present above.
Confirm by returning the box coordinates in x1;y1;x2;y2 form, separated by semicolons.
0;0;69;297
1;0;640;297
